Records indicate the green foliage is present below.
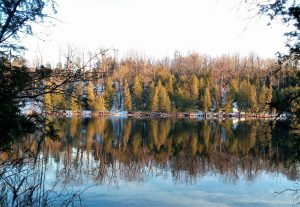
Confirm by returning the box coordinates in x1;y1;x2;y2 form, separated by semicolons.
248;84;258;113
255;0;300;121
210;84;221;111
258;85;272;112
0;60;36;149
272;86;300;116
86;82;106;111
229;79;238;100
158;85;171;112
198;77;204;90
201;87;212;112
123;80;132;111
86;82;95;110
70;84;83;111
70;96;81;111
151;85;159;112
94;95;106;111
0;0;56;53
104;77;114;110
256;0;299;56
166;76;174;94
51;93;66;110
191;75;199;101
133;75;143;110
236;80;258;112
146;82;155;111
43;93;52;112
148;80;172;112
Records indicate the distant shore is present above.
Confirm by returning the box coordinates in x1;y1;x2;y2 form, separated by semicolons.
44;110;290;120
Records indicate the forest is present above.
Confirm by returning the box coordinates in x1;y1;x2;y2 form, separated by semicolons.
38;50;298;114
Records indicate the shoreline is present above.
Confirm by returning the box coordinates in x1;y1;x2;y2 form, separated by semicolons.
44;110;290;120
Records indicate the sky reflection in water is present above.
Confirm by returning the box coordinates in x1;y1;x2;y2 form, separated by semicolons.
39;117;298;207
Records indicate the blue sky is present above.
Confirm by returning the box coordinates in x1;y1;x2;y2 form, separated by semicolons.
23;0;287;65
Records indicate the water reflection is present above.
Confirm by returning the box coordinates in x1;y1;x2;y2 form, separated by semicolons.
41;118;300;183
1;118;299;206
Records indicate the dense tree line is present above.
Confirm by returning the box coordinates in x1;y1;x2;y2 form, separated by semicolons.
41;51;296;114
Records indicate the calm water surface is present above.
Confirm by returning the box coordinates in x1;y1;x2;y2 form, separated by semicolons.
1;118;299;207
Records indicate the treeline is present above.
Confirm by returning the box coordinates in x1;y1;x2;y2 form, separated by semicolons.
39;51;299;113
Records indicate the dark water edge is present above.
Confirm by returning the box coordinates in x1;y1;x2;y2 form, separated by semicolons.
0;118;299;207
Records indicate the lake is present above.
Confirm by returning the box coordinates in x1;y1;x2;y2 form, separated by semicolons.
0;117;299;207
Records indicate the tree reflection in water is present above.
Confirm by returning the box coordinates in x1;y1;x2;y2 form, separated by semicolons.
0;118;299;206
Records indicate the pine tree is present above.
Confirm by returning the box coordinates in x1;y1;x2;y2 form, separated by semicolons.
236;80;257;112
51;93;65;110
146;82;155;111
198;77;204;91
158;86;171;112
70;83;83;111
70;96;81;111
104;77;114;110
223;86;233;113
43;93;52;112
133;75;143;110
229;79;238;101
123;80;132;111
202;87;212;112
258;85;268;112
157;79;162;89
248;84;258;113
94;95;106;111
87;82;96;110
191;75;199;101
166;76;174;94
222;80;238;113
266;86;272;109
151;85;159;112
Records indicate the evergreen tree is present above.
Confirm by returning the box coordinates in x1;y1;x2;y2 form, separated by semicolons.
70;84;83;111
222;79;239;113
146;82;155;111
70;96;81;111
94;95;106;111
202;87;212;112
51;93;66;110
236;80;247;111
43;93;52;112
158;86;171;112
229;79;238;100
198;77;204;91
258;85;268;112
222;88;233;113
104;77;115;110
248;84;258;113
237;80;258;113
87;82;96;110
151;85;159;112
210;84;221;111
266;86;272;112
191;75;199;101
166;76;174;94
123;80;132;111
133;75;143;110
157;79;162;89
